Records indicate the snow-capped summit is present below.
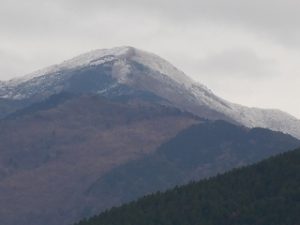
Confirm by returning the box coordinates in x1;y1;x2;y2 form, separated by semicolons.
1;46;300;139
7;46;195;88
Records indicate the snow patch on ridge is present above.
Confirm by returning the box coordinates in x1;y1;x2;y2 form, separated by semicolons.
112;60;131;84
5;47;131;86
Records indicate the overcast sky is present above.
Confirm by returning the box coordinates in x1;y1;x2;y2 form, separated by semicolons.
1;0;300;117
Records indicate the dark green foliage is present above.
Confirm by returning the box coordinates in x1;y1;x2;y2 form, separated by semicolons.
76;148;300;225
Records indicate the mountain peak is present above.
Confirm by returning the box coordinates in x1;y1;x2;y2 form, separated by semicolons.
6;46;194;88
1;46;300;139
7;46;134;86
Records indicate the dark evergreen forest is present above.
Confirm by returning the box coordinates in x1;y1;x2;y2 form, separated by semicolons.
76;148;300;225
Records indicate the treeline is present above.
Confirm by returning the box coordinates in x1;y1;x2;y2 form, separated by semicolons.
75;148;300;225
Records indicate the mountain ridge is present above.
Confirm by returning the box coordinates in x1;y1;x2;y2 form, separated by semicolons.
0;46;300;138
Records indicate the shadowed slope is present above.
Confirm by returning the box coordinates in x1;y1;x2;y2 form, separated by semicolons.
86;120;300;208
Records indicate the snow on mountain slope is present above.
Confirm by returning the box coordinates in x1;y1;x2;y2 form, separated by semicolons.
223;103;300;138
0;46;300;139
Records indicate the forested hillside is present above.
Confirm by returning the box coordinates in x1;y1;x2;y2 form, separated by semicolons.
76;148;300;225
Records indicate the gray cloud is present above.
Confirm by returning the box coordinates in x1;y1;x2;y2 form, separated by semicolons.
196;49;278;78
55;0;300;46
2;0;300;46
0;49;32;79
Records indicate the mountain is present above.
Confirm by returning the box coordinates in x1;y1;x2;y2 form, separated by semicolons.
0;94;199;225
75;148;300;225
0;46;300;138
0;93;299;225
1;47;300;225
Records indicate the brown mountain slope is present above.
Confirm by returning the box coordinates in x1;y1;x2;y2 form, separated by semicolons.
0;94;199;225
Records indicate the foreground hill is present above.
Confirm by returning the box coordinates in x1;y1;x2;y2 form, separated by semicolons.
0;46;300;138
76;148;300;225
